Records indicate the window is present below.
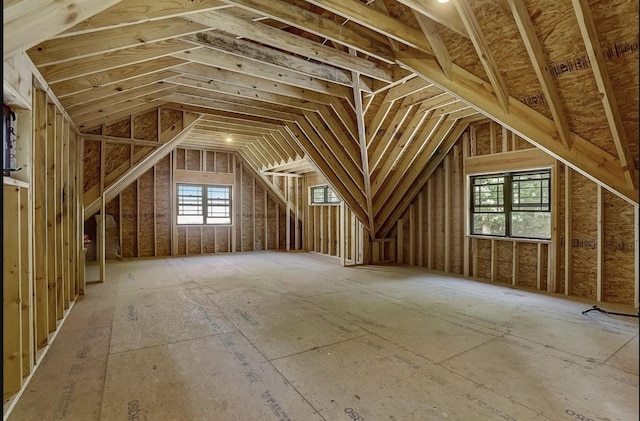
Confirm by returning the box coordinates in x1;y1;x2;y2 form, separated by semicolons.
471;170;550;239
177;184;231;225
310;185;341;205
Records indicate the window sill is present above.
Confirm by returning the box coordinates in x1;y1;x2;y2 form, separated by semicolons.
467;235;551;244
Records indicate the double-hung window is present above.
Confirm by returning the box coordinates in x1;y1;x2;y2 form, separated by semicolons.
177;184;231;225
310;185;341;205
471;169;550;239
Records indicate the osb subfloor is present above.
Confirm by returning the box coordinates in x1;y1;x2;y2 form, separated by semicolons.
8;252;639;421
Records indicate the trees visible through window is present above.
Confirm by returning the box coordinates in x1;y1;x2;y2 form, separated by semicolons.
471;170;550;239
177;184;231;225
310;185;340;205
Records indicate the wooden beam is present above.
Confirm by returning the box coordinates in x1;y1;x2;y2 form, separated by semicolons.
51;56;185;99
59;0;228;36
306;0;433;56
508;0;571;149
85;113;202;218
222;0;395;63
571;0;637;190
184;10;393;82
377;119;469;237
172;49;351;98
452;0;509;113
413;13;452;80
4;0;124;60
38;40;196;84
395;0;468;38
396;53;636;204
186;31;356;88
29;18;208;66
352;69;376;237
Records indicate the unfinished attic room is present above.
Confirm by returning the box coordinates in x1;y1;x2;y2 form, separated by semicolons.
3;0;639;419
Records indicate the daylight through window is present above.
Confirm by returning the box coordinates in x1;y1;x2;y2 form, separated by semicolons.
177;184;231;225
310;185;341;205
471;170;550;239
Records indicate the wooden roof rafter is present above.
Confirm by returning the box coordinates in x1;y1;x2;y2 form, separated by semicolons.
571;0;638;190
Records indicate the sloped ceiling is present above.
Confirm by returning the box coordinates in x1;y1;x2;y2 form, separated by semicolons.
5;0;638;238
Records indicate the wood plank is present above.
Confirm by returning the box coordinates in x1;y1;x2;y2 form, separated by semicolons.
508;0;571;149
396;52;636;205
45;105;57;344
396;0;468;38
19;187;33;376
173;49;351;98
51;56;185;98
39;40;196;84
306;0;433;56
571;0;637;190
29;18;208;66
85;113;202;218
414;13;452;80
453;0;509;113
33;90;51;335
222;0;395;63
185;32;355;87
564;166;572;295
184;9;393;82
4;0;123;60
3;186;23;399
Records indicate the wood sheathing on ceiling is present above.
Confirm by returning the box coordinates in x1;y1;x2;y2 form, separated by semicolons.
6;0;638;237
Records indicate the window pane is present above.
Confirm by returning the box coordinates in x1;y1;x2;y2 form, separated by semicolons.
326;188;340;203
472;213;506;236
206;186;231;225
511;212;551;239
472;183;504;212
512;172;550;211
177;185;203;225
311;187;325;204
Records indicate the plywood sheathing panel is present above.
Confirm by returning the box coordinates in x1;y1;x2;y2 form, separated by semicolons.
83;141;101;193
517;242;538;288
438;25;489;84
176;148;186;171
205;151;216;173
187;226;202;255
472;0;552;119
216;227;230;253
216;151;230;173
255;183;266;250
177;227;187;256
495;241;512;284
202;227;215;253
133;110;158;141
161;109;183;133
133;146;153;165
557;163;566;295
432;166;445;271
155;156;172;257
368;100;403;158
104;144;130;177
602;190;636;305
473;124;491;156
241;164;254;252
590;0;639;171
475;239;491;280
186;148;201;171
523;0;614;156
570;171;597;299
104;118;131;138
449;144;464;274
267;196;277;250
138;169;155;257
121;183;138;258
